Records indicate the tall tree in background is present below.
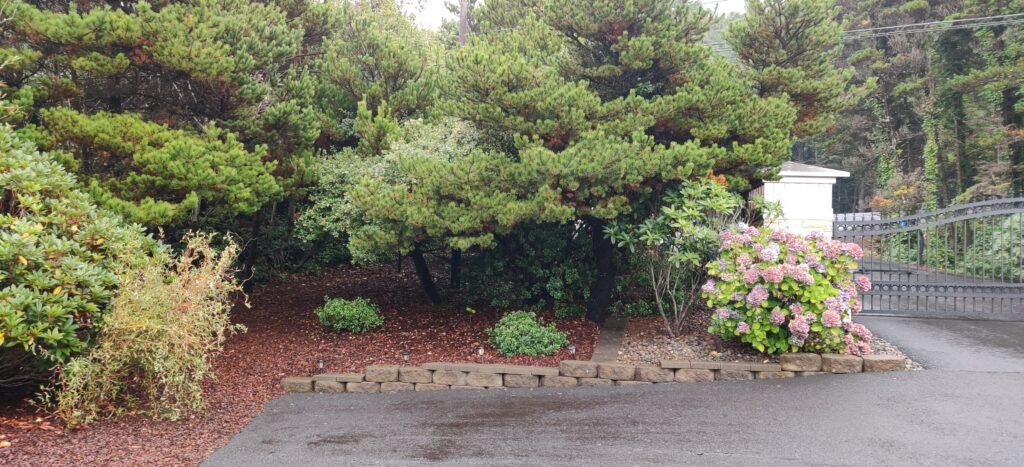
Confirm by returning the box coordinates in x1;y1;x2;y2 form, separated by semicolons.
726;0;867;138
805;0;1024;212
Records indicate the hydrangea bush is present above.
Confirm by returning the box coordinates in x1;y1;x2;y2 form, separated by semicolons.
702;224;873;355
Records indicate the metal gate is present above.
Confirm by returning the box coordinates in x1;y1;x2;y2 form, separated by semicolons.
833;198;1024;319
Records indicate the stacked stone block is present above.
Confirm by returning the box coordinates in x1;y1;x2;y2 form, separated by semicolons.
284;352;905;394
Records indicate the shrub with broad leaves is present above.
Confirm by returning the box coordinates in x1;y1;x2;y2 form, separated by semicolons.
702;225;873;355
488;311;568;357
1;126;164;391
315;297;384;333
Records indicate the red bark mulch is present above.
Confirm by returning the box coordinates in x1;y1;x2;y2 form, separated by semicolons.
0;263;599;466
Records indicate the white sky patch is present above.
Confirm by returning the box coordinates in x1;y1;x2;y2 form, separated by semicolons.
405;0;747;30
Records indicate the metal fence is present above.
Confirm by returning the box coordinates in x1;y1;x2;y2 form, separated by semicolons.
833;197;1024;319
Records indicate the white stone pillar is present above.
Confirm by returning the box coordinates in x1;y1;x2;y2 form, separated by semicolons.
759;162;850;238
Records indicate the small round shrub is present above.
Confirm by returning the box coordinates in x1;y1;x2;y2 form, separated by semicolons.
315;297;384;333
703;225;873;355
488;311;568;357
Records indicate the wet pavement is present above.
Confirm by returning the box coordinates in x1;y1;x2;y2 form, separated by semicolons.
205;316;1024;466
859;316;1024;372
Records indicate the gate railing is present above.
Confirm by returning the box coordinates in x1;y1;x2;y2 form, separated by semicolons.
833;197;1024;318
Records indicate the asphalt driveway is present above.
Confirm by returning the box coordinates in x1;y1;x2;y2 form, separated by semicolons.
205;317;1024;466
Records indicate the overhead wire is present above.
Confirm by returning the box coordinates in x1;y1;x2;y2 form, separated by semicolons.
704;12;1024;50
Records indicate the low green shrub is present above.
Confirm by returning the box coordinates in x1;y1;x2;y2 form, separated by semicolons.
53;234;244;427
488;311;568;357
315;297;384;333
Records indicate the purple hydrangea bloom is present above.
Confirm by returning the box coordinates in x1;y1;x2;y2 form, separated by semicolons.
746;285;769;307
758;243;781;262
736;322;751;334
701;279;717;294
716;308;732;320
770;308;786;325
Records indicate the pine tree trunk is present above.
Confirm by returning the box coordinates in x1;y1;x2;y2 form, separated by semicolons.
241;209;265;294
412;246;442;305
458;0;470;46
1003;89;1024;193
450;249;462;289
585;218;617;325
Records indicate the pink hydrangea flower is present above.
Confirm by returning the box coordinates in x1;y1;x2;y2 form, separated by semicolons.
716;308;732;320
822;310;841;327
788;315;809;338
770;308;786;325
743;268;760;284
702;279;717;294
825;296;842;314
786;236;810;253
823;240;843;259
761;266;784;283
736;322;751;334
855;275;872;292
782;264;814;284
841;242;864;260
790;303;804;315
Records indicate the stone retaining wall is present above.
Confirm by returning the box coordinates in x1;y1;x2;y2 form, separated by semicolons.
282;353;906;393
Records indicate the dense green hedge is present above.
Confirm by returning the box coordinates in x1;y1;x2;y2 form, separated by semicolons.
1;126;164;382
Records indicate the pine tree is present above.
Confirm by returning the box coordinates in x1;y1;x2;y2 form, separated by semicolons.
341;1;807;323
726;0;866;138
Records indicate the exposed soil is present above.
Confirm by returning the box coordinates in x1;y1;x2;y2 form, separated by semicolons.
0;262;599;466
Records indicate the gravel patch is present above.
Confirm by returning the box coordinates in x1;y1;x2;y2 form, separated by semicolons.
617;315;778;365
617;314;922;370
869;336;923;370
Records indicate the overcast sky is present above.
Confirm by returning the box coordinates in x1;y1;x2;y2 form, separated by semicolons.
405;0;747;30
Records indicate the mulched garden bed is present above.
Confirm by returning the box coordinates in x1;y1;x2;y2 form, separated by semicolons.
0;262;599;466
617;312;920;369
